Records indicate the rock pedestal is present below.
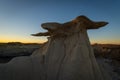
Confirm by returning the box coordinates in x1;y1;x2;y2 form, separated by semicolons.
0;15;111;80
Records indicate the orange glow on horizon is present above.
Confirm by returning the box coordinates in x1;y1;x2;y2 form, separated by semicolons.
0;39;47;43
0;40;47;44
90;39;120;45
0;39;120;44
0;36;47;43
0;35;120;44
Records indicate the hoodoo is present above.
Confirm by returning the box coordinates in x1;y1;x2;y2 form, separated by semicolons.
0;15;111;80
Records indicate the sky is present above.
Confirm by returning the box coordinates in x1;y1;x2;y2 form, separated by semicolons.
0;0;120;44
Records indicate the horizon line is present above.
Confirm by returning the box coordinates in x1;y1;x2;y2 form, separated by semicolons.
0;41;120;45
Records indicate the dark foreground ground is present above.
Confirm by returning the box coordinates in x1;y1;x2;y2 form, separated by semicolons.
93;44;120;80
0;43;120;80
0;42;41;63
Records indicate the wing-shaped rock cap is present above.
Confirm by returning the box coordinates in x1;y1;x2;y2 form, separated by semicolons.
32;15;108;36
72;15;108;29
41;22;61;31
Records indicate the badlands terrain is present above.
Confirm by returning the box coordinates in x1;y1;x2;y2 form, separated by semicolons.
0;42;120;80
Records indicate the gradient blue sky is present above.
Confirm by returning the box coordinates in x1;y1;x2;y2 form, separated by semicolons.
0;0;120;44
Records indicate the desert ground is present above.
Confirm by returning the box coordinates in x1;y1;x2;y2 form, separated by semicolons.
0;42;40;63
0;42;120;80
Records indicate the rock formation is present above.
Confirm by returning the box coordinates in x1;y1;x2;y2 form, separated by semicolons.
0;15;112;80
